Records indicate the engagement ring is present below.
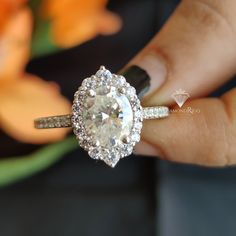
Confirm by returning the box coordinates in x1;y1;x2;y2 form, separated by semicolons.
34;66;169;167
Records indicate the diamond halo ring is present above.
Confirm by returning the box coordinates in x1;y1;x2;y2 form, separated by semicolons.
34;66;169;167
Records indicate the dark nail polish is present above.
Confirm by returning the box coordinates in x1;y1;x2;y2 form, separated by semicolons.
121;66;150;98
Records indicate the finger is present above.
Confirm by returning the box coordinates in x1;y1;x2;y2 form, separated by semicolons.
135;87;236;167
127;0;236;105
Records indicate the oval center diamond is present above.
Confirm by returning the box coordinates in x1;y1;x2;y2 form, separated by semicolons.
83;86;133;148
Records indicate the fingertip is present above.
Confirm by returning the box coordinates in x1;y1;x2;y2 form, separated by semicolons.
130;52;168;96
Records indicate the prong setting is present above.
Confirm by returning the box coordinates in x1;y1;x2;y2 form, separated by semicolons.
88;89;96;97
122;136;131;144
100;65;106;70
118;87;126;94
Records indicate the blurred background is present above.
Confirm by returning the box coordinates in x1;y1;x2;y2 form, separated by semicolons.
0;0;236;236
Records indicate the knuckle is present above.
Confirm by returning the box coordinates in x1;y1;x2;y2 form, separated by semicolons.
180;0;234;34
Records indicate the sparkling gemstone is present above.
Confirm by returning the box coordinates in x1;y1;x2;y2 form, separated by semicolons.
131;133;140;142
96;68;112;79
82;86;133;149
71;66;144;167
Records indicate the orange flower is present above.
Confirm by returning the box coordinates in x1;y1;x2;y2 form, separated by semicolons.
41;0;122;48
0;7;71;144
0;0;27;33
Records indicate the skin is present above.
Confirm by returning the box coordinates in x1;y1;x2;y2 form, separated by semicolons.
129;0;236;167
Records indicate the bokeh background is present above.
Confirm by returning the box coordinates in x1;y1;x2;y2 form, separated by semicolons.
0;0;236;236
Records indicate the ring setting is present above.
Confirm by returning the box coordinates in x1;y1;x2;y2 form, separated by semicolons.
34;66;169;167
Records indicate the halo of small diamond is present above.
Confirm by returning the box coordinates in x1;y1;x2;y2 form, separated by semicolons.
71;66;143;167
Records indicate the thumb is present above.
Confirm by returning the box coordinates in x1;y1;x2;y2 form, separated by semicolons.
135;88;236;167
127;0;236;106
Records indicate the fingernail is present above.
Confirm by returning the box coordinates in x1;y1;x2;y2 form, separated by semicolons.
121;65;151;98
132;53;167;96
133;140;163;157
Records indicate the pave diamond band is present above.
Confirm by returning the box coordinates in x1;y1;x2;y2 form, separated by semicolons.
34;106;169;129
142;106;169;119
34;66;169;167
34;114;72;129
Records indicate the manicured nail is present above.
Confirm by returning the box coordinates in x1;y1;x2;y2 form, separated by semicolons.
121;65;151;98
133;140;163;157
132;53;167;96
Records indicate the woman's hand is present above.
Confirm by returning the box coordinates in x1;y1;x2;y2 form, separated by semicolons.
127;0;236;166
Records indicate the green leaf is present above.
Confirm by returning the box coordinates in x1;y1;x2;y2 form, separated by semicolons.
29;0;60;58
29;0;42;16
31;19;59;58
0;136;78;187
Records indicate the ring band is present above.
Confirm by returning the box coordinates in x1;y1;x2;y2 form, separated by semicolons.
34;106;169;129
34;66;169;167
